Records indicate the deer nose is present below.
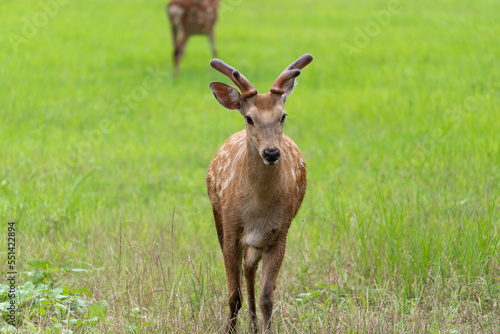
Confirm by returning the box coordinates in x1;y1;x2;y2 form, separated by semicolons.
264;149;280;163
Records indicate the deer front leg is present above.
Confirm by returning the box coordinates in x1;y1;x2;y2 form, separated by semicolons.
260;239;286;333
244;247;262;334
223;235;243;333
209;28;217;58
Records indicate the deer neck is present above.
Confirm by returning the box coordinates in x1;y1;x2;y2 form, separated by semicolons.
243;139;283;197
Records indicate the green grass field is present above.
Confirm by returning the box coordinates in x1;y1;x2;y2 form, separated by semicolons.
1;0;499;332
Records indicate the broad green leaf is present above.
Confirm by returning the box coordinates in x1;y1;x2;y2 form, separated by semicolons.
87;300;107;319
28;260;52;270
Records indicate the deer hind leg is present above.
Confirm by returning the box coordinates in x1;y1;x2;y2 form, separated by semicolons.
223;235;243;333
260;240;286;333
167;4;186;75
244;247;262;334
173;33;189;76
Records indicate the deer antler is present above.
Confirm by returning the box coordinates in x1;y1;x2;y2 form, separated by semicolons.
210;59;258;98
270;53;314;95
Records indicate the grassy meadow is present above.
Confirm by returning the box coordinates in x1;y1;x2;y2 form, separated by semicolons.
1;0;500;332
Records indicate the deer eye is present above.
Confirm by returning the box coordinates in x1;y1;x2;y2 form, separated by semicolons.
245;116;254;126
280;113;287;123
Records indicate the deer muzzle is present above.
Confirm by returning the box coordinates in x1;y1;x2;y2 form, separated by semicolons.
263;148;280;165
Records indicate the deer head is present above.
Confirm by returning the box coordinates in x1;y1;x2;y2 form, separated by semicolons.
209;53;313;165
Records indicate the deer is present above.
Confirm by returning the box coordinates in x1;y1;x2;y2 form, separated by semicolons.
206;53;313;333
166;0;219;75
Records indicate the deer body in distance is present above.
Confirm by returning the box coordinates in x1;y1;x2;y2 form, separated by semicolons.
206;54;313;333
166;0;218;75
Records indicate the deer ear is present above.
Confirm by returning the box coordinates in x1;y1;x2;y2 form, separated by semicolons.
281;78;297;102
210;82;242;110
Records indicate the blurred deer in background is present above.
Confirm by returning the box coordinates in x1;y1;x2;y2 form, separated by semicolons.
206;54;313;333
166;0;219;75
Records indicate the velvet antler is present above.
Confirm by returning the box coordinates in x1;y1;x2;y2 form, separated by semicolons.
270;53;314;95
210;59;258;98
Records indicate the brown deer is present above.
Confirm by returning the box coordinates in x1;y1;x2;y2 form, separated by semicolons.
166;0;219;75
206;54;313;333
